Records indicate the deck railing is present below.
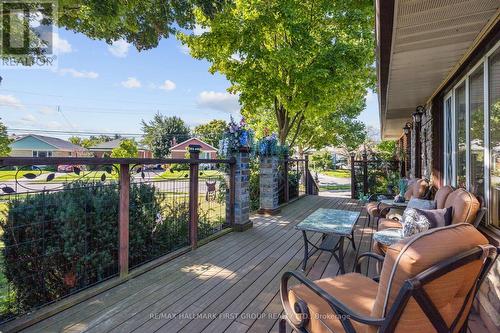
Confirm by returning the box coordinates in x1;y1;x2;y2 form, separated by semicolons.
350;153;400;199
278;157;316;205
0;148;235;323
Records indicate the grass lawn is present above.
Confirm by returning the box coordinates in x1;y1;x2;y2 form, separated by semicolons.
320;170;351;178
319;184;350;191
0;170;48;181
154;170;223;180
54;171;119;181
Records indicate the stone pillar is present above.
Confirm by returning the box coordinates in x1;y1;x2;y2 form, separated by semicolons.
258;156;280;215
227;147;252;231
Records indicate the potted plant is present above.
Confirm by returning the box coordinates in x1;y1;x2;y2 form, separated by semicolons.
218;116;254;158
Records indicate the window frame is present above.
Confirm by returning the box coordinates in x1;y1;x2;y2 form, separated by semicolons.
442;40;500;228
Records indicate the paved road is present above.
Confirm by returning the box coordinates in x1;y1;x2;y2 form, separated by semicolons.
0;172;222;195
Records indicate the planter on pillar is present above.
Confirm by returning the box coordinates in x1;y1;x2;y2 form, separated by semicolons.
258;156;280;215
226;147;252;231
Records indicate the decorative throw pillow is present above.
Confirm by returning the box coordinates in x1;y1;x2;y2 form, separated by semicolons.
401;208;431;237
407;198;437;210
415;207;453;228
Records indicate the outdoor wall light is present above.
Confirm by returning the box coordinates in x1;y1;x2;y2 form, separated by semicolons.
412;105;425;123
403;122;412;135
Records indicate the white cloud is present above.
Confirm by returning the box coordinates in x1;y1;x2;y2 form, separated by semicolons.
21;114;37;123
0;95;23;109
193;24;210;36
179;44;190;55
58;68;99;79
108;39;130;58
197;91;240;114
121;77;141;89
46;120;64;129
159;80;176;91
52;33;72;54
39;106;56;115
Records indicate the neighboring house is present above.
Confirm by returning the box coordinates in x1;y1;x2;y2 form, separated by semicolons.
88;138;153;158
9;134;87;157
376;1;498;331
170;138;218;159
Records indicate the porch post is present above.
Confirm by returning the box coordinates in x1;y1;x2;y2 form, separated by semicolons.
230;147;252;231
118;164;130;277
259;155;280;215
413;107;424;178
350;153;356;199
189;145;200;249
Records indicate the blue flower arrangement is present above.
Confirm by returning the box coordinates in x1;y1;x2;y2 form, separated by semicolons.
256;132;289;157
218;116;254;158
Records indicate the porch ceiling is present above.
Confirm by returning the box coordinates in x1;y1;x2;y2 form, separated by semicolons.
378;0;500;139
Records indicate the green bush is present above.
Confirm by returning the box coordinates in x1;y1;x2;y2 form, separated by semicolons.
0;181;191;318
249;159;260;211
170;163;189;172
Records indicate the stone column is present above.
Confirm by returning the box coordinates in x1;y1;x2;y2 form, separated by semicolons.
227;147;252;231
258;156;280;215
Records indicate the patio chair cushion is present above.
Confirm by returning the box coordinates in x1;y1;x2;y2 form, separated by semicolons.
435;185;454;209
406;198;436;210
404;178;429;201
378;218;403;231
367;202;390;218
444;188;480;224
370;223;489;333
289;273;378;333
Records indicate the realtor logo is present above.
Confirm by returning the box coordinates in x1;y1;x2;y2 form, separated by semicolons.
0;0;58;69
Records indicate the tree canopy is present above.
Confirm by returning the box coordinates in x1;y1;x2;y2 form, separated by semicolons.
68;135;119;149
179;0;375;145
193;119;227;148
0;120;12;157
141;113;190;158
110;139;138;158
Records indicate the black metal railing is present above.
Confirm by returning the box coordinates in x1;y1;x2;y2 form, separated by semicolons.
350;153;400;199
0;148;235;324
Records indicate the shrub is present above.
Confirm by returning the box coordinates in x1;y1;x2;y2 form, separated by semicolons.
0;181;191;317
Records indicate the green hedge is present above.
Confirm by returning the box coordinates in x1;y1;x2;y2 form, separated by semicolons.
0;181;195;320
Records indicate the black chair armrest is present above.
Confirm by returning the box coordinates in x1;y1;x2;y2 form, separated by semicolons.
280;271;385;333
355;252;385;274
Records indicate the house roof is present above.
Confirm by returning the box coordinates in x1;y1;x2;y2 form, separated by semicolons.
89;138;149;151
170;138;218;152
376;0;499;139
12;134;84;151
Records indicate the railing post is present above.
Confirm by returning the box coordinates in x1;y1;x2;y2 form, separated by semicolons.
258;155;280;215
304;155;309;195
362;152;368;196
284;155;289;202
350;153;356;199
189;145;201;249
229;157;236;226
119;164;130;278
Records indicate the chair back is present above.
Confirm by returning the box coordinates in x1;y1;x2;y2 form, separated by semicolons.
370;223;495;333
434;185;454;209
444;188;480;224
403;178;429;201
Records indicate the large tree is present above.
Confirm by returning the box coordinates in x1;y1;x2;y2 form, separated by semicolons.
179;0;375;145
193;119;227;148
141;113;190;158
0;120;12;157
1;1;226;58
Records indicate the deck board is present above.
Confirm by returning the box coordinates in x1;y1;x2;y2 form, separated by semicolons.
6;195;477;333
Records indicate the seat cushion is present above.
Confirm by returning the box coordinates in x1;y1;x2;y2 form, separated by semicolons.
378;218;403;231
289;273;378;333
370;223;489;333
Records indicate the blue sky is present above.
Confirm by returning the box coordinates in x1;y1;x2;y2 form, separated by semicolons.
0;28;380;139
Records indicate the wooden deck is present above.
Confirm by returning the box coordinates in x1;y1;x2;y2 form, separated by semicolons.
7;195;487;332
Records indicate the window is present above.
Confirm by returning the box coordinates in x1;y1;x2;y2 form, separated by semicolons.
444;95;453;185
489;48;500;228
32;151;53;157
469;66;485;196
455;83;466;188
